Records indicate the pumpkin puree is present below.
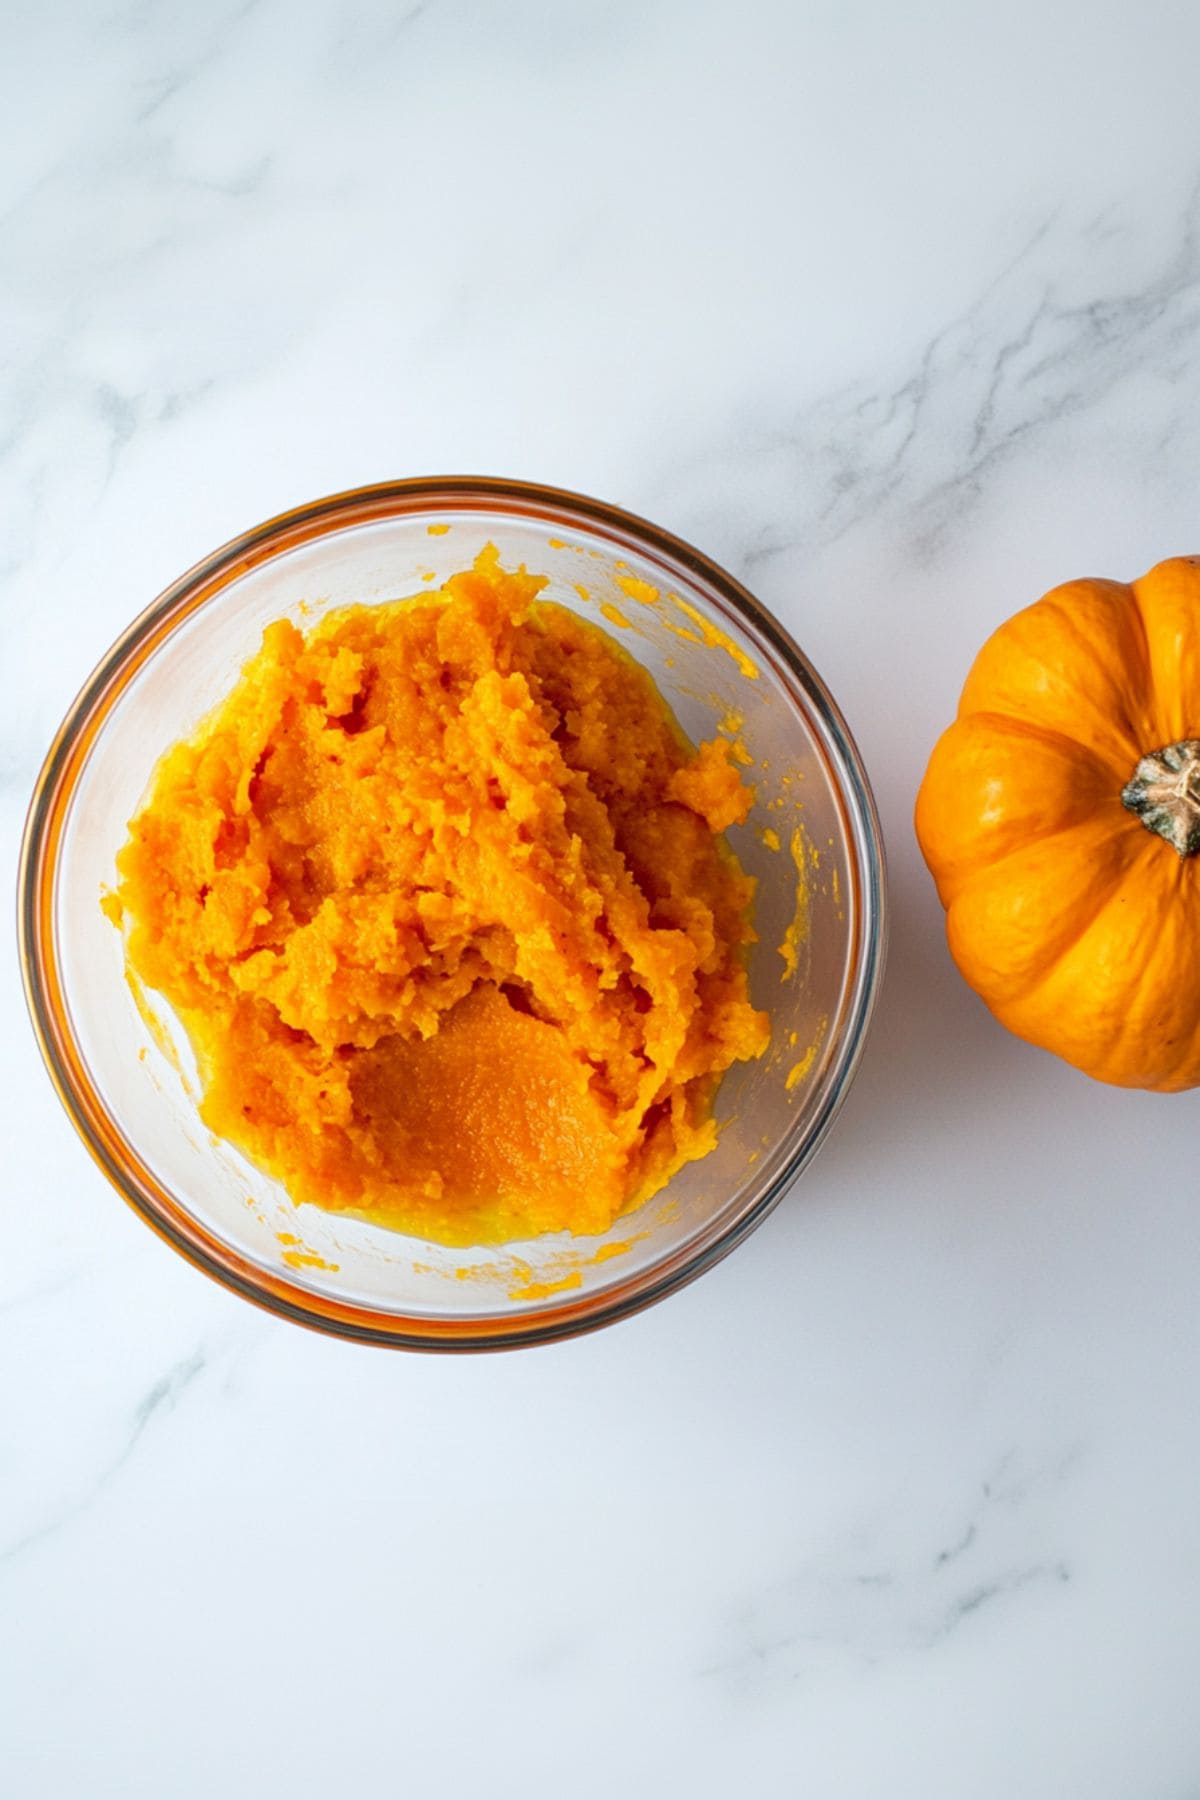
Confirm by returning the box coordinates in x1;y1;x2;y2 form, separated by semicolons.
107;548;769;1245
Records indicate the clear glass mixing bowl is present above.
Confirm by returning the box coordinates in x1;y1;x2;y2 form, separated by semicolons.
19;479;886;1348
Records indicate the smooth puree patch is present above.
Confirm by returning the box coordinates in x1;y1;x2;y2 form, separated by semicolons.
106;548;770;1246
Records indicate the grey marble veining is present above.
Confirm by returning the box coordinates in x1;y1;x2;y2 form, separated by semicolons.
5;3;1200;1796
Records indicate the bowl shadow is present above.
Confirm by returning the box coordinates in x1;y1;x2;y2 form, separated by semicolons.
802;840;1048;1193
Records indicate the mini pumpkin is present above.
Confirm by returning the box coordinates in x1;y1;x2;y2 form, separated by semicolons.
915;556;1200;1091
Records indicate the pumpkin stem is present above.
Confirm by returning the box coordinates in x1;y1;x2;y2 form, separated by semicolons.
1122;739;1200;857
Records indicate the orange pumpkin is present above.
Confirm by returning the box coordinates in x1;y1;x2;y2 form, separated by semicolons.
915;556;1200;1090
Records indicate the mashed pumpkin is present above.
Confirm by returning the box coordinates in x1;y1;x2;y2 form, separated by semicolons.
107;548;769;1245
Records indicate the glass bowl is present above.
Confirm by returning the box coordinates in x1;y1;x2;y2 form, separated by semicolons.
19;478;886;1349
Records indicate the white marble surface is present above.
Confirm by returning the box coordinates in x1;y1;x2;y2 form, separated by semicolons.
5;1;1200;1793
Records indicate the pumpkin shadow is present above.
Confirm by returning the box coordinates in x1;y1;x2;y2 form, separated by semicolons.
806;841;1044;1188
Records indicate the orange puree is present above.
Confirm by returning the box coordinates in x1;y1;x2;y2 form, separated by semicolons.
107;548;769;1245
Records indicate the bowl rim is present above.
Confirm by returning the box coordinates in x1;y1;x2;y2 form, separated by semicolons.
17;475;888;1351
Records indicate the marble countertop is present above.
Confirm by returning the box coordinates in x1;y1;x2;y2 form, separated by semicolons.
5;2;1200;1794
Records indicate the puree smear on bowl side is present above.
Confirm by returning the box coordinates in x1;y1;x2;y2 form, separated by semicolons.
106;548;770;1245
